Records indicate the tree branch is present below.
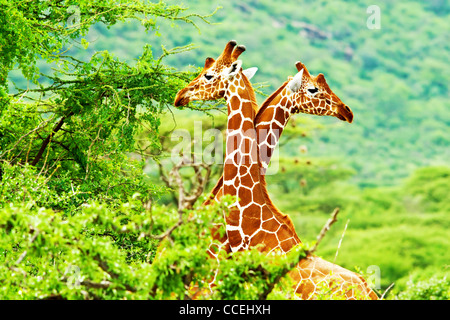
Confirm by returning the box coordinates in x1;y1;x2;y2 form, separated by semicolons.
308;207;340;255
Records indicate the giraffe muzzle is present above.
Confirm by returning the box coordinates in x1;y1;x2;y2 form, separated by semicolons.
335;104;354;123
174;88;190;107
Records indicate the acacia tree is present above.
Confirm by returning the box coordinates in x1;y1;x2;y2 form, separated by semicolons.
0;0;220;209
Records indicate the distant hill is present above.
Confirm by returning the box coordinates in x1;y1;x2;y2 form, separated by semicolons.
10;0;449;186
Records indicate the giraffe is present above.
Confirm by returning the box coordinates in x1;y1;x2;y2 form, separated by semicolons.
174;40;377;299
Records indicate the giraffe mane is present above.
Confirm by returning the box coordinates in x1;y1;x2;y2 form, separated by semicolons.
240;70;259;114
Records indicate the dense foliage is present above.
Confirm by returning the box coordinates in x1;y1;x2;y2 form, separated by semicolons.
0;0;312;300
1;0;448;300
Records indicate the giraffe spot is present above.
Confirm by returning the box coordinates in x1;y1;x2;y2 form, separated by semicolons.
267;133;276;146
259;107;274;123
240;136;252;155
242;206;261;236
225;163;238;180
241;154;253;166
262;218;281;232
242;219;261;237
239;165;248;176
261;206;274;221
242;119;254;132
223;183;237;198
258;143;272;164
226;134;240;155
239;173;253;188
238;186;252;203
280;238;297;252
243;235;250;247
229;112;242;126
272;122;282;137
248;163;260;178
325;99;331;105
226;209;240;227
277;224;294;242
250;230;277;248
228;230;242;247
275;107;285;123
233;151;242;166
230;95;241;110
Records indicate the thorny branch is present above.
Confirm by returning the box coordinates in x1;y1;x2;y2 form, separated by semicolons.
308;207;340;255
151;154;212;242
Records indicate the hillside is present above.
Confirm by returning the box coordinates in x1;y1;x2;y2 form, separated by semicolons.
50;0;450;187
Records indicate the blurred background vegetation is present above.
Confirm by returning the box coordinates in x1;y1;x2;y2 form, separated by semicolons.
3;0;449;298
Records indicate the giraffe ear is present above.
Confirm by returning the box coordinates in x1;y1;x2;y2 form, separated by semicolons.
242;67;258;80
288;69;304;92
226;60;243;79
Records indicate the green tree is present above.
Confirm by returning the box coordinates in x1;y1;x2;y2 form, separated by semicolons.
0;0;313;301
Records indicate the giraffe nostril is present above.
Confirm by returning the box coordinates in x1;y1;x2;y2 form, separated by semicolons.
345;105;351;112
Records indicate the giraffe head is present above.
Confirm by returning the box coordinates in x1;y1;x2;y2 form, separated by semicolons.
285;61;354;123
174;40;255;107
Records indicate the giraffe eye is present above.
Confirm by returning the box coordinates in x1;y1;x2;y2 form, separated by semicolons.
204;74;214;81
308;88;319;94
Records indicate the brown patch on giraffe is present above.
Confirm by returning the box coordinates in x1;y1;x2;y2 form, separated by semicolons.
234;176;240;188
238;186;252;204
242;207;261;236
280;238;297;252
240;136;252;156
250;230;277;248
241;119;254;132
319;100;325;108
276;224;294;242
271;122;283;138
226;134;239;156
240;154;252;166
238;165;248;176
225;162;238;180
239;172;253;189
227;229;242;246
225;208;241;227
274;107;286;123
229;112;242;127
261;206;273;221
261;218;281;232
260;106;274;123
267;132;276;146
224;183;237;198
229;95;241;110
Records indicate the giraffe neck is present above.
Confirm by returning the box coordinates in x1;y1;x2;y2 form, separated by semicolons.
255;83;295;174
222;73;299;253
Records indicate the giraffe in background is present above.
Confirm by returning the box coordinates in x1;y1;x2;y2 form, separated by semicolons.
174;40;377;299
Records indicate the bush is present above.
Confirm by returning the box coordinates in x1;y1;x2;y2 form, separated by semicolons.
396;275;450;300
